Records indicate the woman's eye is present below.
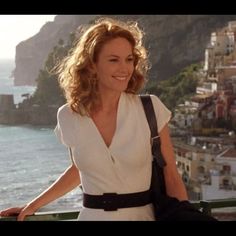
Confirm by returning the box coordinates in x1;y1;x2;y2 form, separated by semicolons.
109;59;118;62
127;58;134;62
108;58;134;63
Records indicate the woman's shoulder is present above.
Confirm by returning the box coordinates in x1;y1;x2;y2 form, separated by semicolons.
125;93;161;103
55;104;79;147
143;93;170;111
124;92;137;99
57;103;76;120
123;93;163;109
58;103;70;113
149;94;163;106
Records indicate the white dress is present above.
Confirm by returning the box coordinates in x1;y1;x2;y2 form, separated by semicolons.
54;92;171;221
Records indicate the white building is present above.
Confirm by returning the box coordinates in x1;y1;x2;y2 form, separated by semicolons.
201;148;236;200
196;82;217;94
204;23;236;75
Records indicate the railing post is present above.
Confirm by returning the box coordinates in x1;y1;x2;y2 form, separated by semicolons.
200;200;212;216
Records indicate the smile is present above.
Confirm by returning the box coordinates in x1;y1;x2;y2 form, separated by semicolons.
113;76;127;81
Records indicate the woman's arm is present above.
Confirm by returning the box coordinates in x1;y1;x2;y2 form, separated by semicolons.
159;124;188;201
25;163;81;212
0;163;80;220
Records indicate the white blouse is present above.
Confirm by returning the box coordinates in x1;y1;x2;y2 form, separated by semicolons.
54;92;171;221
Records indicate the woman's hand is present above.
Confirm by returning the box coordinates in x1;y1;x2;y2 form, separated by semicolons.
0;205;36;221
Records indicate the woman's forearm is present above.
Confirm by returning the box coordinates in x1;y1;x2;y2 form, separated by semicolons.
160;125;188;201
26;164;80;211
164;169;188;200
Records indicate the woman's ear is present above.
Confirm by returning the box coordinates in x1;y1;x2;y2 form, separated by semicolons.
89;62;97;74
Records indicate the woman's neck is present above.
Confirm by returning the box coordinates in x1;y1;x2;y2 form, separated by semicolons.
95;91;122;114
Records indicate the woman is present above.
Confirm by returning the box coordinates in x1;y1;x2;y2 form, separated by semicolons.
0;17;190;221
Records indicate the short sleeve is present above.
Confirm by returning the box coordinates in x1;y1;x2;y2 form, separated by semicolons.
54;124;63;145
150;95;172;133
54;104;77;148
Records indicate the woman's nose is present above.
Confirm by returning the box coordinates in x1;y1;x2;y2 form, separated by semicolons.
118;61;129;72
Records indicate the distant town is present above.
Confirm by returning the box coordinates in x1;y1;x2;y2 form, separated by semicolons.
171;21;236;200
1;21;236;201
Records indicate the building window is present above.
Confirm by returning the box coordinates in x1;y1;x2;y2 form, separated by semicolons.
222;165;231;174
198;166;205;174
177;161;181;168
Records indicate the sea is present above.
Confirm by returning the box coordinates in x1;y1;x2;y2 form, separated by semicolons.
0;59;82;213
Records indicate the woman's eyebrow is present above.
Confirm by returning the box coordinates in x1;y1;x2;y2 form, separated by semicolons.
107;54;133;58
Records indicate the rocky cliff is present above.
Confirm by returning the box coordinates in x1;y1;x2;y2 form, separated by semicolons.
13;15;236;86
13;15;97;86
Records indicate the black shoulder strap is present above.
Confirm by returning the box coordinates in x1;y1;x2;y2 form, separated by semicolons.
140;94;158;139
140;94;167;197
139;94;166;168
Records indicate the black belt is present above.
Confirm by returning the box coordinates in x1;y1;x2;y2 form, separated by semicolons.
83;189;152;211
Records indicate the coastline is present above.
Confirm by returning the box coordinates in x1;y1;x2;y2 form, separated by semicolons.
0;94;59;126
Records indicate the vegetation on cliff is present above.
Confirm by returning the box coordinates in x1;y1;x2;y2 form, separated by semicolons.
145;63;201;112
23;34;77;108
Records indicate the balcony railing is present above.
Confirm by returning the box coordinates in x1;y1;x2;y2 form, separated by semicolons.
1;198;236;221
195;198;236;217
0;209;80;221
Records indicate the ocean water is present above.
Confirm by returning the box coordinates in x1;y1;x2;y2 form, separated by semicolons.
0;59;82;213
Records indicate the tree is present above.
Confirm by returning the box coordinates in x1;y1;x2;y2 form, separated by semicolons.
145;63;201;111
29;33;77;107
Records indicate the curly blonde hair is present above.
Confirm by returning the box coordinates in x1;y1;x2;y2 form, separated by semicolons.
57;17;149;116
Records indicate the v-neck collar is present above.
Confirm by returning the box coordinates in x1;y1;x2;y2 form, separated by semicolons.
88;92;124;151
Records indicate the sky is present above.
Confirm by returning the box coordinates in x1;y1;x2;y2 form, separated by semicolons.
0;15;56;59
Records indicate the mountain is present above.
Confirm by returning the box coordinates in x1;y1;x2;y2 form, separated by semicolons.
13;15;97;86
13;15;236;86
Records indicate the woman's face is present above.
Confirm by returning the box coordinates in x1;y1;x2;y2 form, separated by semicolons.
94;37;134;95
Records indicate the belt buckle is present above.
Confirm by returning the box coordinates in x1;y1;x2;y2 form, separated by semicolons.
102;193;118;211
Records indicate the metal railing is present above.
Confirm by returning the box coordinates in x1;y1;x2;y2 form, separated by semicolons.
193;198;236;216
1;198;236;221
0;209;80;221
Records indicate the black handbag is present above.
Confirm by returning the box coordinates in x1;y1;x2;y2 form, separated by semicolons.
140;95;217;221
